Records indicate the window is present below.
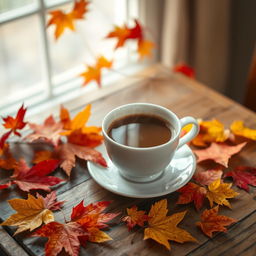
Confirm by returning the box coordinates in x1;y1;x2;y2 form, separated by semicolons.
0;0;140;116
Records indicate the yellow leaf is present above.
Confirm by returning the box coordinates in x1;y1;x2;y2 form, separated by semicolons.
138;40;155;59
87;227;112;243
144;199;197;250
230;120;256;140
1;194;54;235
206;179;239;208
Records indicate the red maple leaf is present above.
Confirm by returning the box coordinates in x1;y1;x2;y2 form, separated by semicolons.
194;142;246;167
0;159;64;192
173;63;195;78
32;221;87;256
2;104;27;136
0;131;12;149
37;191;65;211
177;182;207;211
224;166;256;192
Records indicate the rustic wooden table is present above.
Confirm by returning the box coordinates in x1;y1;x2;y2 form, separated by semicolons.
0;65;256;256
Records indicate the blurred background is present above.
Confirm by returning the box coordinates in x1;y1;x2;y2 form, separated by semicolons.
0;0;255;116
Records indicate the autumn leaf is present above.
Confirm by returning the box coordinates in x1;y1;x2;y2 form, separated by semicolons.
224;166;256;192
47;0;89;39
106;19;154;58
0;159;64;192
0;194;54;235
230;120;256;140
122;206;149;231
196;206;237;237
32;221;87;256
37;191;65;211
144;199;197;250
193;170;223;186
33;150;56;164
56;142;107;176
177;182;207;211
2;104;27;136
79;56;112;87
26;115;64;147
173;63;195;78
194;142;246;167
0;130;12;150
206;179;239;208
0;144;17;170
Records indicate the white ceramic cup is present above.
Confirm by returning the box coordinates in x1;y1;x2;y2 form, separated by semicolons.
102;103;199;182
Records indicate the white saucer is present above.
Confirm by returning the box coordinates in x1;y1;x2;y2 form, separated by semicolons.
87;144;196;198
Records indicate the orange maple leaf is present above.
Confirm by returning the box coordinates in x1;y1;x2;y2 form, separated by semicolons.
0;144;17;170
79;56;112;87
2;104;27;136
196;206;237;237
106;19;154;58
122;206;149;231
194;142;246;167
230;120;256;140
144;199;197;250
47;0;89;39
177;182;207;211
206;179;239;208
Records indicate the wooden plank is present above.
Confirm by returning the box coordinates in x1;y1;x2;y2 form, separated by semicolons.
0;227;29;256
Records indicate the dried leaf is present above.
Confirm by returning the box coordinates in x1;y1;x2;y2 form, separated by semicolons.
173;63;195;78
193;170;223;186
47;0;89;39
32;221;87;256
224;166;256;192
0;159;64;192
79;56;112;87
0;144;17;170
177;182;207;211
26;115;64;147
37;191;65;211
194;142;246;167
2;104;27;136
230;120;256;140
144;199;197;250
56;142;107;176
196;206;237;237
206;179;239;208
122;206;149;230
0;194;54;235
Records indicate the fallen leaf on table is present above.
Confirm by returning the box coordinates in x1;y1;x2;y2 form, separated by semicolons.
32;221;87;256
194;142;246;167
79;56;112;87
193;170;223;186
2;104;27;136
144;199;197;250
56;142;107;176
206;179;239;208
173;63;195;78
0;159;64;192
37;191;65;211
106;19;154;58
122;205;149;230
183;119;229;147
26;115;64;147
0;194;54;235
71;200;118;245
196;206;237;237
0;144;17;170
47;0;89;39
230;120;256;140
224;166;256;192
177;182;207;211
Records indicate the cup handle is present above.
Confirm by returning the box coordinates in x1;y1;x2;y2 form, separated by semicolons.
177;117;199;149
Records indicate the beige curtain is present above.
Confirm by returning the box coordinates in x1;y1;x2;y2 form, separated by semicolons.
161;0;231;93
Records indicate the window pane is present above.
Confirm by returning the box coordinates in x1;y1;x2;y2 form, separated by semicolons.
0;15;45;107
0;0;36;14
47;0;128;86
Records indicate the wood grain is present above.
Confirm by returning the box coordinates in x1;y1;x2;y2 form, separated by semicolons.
1;65;256;256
